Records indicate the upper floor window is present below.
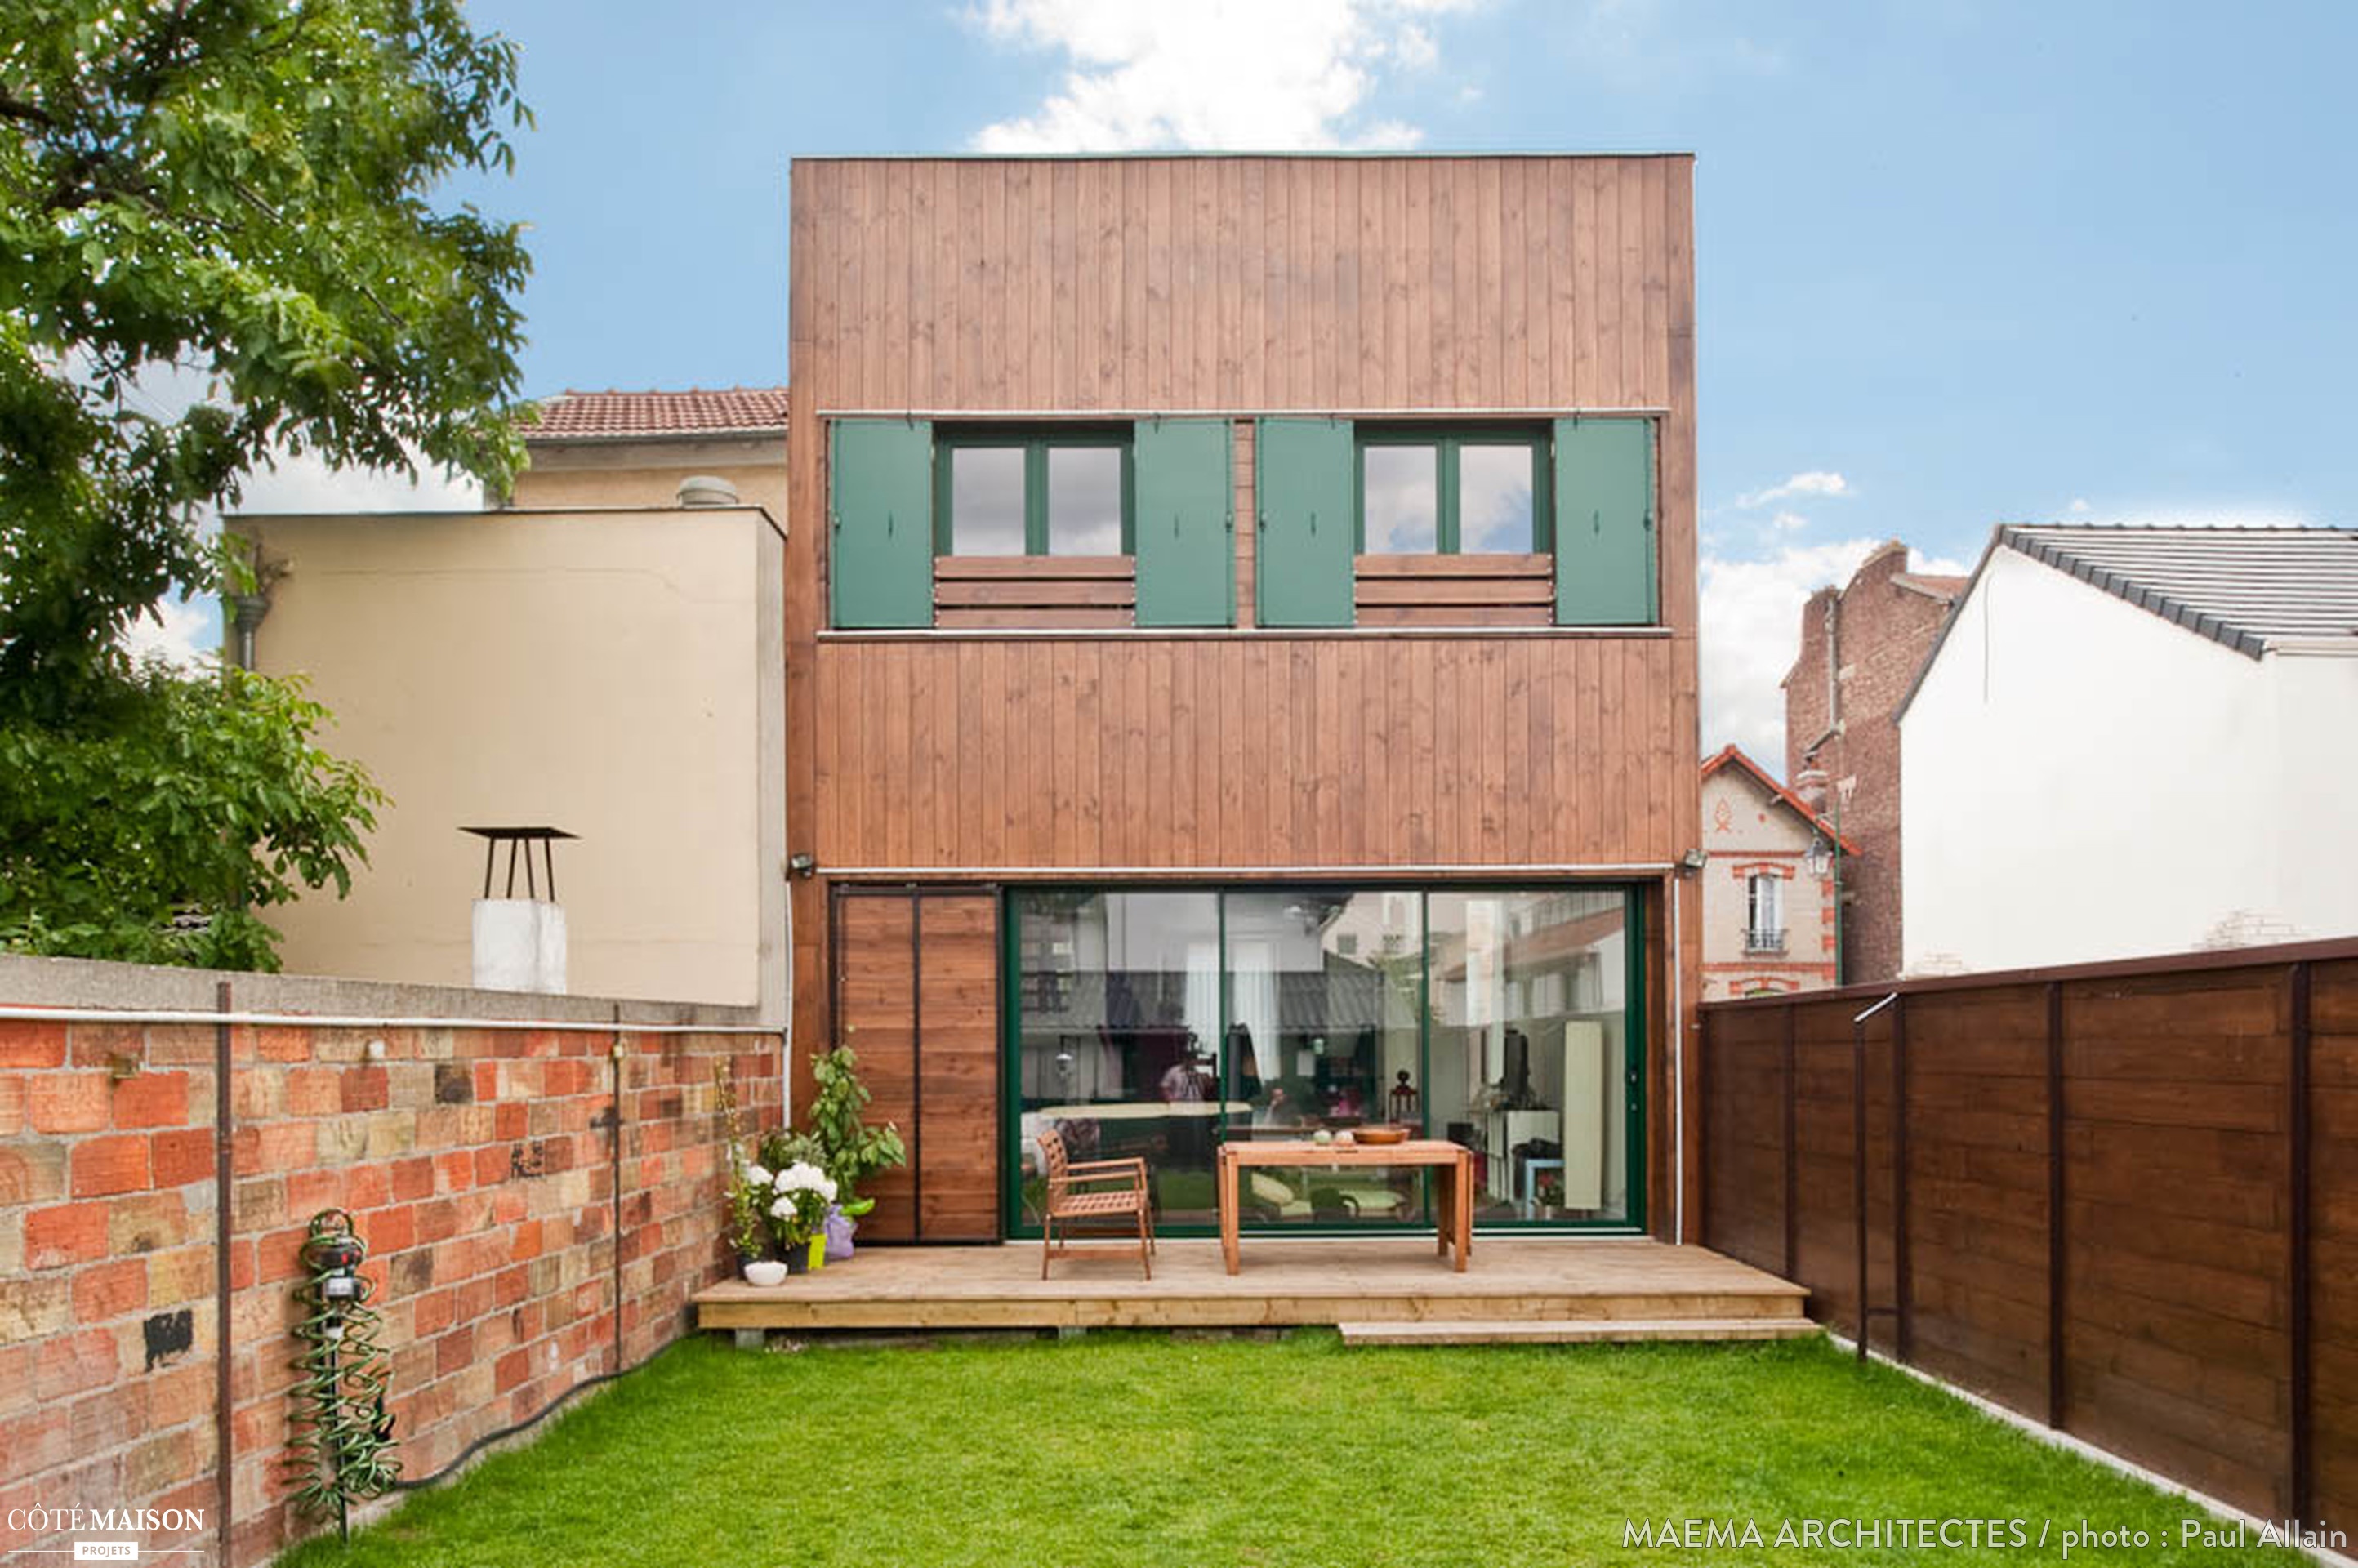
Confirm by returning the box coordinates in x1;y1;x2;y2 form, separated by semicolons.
1745;872;1785;955
1356;428;1550;555
936;430;1132;557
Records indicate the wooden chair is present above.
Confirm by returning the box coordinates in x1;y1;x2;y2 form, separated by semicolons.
1035;1127;1155;1280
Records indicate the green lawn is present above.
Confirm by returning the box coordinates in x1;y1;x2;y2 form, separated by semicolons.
285;1331;2307;1567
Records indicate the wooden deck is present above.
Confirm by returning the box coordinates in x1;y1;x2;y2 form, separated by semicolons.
692;1238;1809;1336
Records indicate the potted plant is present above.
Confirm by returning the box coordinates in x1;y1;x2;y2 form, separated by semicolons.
804;1046;906;1259
715;1067;788;1284
1534;1169;1564;1221
767;1160;836;1274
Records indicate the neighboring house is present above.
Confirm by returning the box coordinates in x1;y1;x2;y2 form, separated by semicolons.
1781;540;1963;983
509;385;789;518
1901;523;2358;972
1699;746;1852;1000
236;390;789;1011
787;154;1701;1244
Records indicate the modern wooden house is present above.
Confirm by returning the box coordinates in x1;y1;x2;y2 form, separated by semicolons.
784;154;1701;1247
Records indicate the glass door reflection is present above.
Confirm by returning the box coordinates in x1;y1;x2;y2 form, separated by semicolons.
1223;890;1424;1227
1014;891;1228;1228
1428;889;1631;1224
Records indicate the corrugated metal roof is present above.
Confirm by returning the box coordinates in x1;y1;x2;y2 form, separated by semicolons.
527;387;788;441
2000;523;2358;658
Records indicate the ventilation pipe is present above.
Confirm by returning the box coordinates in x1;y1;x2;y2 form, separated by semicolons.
675;475;739;508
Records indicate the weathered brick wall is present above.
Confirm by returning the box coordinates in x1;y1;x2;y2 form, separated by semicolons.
0;959;776;1566
1782;542;1957;984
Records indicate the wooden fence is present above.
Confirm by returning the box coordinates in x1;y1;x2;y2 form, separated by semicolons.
1698;938;2358;1535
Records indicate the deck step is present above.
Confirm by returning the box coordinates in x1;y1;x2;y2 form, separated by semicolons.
1336;1316;1821;1347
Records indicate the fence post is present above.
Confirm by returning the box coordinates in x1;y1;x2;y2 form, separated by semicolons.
1892;995;1910;1366
2046;981;2066;1429
1782;1002;1799;1283
2289;961;2313;1527
1853;1008;1868;1362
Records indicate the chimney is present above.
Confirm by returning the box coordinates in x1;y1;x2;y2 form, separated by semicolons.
675;474;739;508
462;827;576;993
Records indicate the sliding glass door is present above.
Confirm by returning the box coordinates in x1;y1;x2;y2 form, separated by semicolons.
1006;884;1642;1236
1010;892;1226;1227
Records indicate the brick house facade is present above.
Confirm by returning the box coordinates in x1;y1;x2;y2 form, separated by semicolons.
1698;746;1852;1001
1781;541;1960;984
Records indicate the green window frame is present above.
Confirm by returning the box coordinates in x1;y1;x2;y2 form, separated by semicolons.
1353;426;1553;555
932;429;1136;557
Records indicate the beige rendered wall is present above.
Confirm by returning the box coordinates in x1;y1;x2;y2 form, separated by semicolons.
1699;767;1839;1000
238;506;787;1013
510;434;787;521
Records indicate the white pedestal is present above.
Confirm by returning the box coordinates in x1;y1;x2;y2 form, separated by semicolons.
471;898;567;993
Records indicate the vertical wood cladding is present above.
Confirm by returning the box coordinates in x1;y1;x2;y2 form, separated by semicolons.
788;154;1697;874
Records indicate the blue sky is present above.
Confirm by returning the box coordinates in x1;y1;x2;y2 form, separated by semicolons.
203;0;2358;764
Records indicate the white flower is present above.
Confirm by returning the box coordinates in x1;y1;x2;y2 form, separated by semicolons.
769;1195;796;1219
742;1163;772;1188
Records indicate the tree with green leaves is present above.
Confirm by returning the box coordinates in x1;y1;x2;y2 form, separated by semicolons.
0;0;535;968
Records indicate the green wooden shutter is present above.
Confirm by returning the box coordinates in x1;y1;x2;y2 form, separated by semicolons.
1131;418;1233;627
830;418;934;628
1254;417;1355;627
1552;417;1656;626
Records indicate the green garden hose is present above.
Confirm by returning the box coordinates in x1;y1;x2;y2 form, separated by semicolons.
286;1209;399;1539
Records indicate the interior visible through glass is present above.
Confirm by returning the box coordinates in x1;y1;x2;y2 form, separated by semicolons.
947;445;1025;555
1428;889;1630;1223
1045;446;1124;555
1361;444;1438;553
1014;892;1224;1228
1010;887;1636;1235
1459;443;1536;553
1224;891;1424;1226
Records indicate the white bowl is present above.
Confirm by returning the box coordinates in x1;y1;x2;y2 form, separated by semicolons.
742;1260;788;1287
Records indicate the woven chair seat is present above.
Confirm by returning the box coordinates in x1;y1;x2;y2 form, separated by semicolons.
1054;1187;1143;1216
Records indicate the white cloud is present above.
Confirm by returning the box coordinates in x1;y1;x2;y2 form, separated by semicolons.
121;594;217;670
1699;539;1968;774
966;0;1480;152
2066;497;2093;515
232;450;482;515
1736;470;1850;510
1769;510;1808;533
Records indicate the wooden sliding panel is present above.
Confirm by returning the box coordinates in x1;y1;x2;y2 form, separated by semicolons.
832;889;1004;1242
916;892;1001;1241
834;891;917;1240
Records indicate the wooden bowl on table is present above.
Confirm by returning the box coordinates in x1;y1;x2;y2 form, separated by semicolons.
1354;1124;1410;1146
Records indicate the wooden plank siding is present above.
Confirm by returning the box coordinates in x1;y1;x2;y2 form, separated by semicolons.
786;155;1700;1236
1698;940;2358;1538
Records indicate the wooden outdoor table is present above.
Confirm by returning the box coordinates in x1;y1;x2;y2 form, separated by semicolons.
1216;1138;1474;1275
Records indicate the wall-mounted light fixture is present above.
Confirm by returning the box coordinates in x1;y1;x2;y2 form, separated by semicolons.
787;853;817;879
1678;848;1708;874
1803;831;1833;881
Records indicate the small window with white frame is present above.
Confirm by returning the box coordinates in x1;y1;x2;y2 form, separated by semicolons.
1745;873;1785;955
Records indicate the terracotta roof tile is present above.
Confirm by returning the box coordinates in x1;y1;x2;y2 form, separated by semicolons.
528;387;789;440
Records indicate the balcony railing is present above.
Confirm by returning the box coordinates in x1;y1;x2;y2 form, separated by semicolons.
1744;927;1787;955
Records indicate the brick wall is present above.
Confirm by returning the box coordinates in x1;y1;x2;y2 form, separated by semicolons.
1782;541;1959;984
0;959;776;1566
